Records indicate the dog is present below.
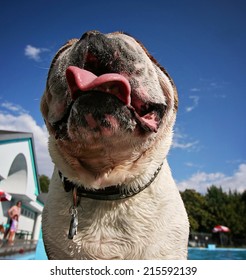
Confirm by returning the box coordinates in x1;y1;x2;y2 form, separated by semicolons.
41;30;189;259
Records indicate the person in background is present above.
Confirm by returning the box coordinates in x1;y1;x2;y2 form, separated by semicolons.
4;201;22;239
8;214;18;245
0;224;5;239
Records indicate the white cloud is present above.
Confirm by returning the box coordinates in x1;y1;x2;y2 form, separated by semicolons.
172;128;199;150
0;102;53;177
24;45;49;61
177;164;246;194
185;95;199;112
190;88;201;92
172;139;198;150
1;101;28;114
185;162;203;168
226;159;245;165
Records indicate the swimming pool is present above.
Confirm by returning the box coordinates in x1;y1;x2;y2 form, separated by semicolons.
2;239;246;260
34;243;246;260
188;247;246;260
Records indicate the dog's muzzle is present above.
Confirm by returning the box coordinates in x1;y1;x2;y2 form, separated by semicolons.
65;66;164;133
48;31;167;139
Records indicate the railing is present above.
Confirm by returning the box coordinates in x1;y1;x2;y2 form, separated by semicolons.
0;239;37;257
16;230;33;240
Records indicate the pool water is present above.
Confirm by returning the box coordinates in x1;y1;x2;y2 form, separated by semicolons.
34;240;246;260
2;238;246;260
35;237;48;260
188;247;246;260
1;251;36;260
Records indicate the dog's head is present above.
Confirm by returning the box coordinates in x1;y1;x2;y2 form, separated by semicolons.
41;31;178;188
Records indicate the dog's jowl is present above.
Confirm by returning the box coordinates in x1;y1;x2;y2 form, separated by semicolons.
41;31;189;259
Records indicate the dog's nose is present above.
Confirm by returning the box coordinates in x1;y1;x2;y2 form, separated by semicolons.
80;30;101;40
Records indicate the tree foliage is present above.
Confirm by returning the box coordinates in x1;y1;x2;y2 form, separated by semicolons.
181;186;246;244
39;174;50;193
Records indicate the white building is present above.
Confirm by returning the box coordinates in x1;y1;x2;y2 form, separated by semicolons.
0;130;43;241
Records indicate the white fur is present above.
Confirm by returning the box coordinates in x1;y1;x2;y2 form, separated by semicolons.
41;31;189;259
43;160;189;259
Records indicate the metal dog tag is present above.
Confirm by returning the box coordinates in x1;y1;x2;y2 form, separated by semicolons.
68;206;78;239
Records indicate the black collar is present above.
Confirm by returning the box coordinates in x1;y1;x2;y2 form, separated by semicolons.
59;164;163;201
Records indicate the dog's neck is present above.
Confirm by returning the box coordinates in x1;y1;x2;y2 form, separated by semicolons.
59;164;164;239
59;163;163;201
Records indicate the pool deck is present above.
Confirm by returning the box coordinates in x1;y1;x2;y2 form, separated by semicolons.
0;239;37;258
1;240;246;260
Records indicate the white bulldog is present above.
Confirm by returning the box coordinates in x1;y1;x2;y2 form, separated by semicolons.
41;31;189;259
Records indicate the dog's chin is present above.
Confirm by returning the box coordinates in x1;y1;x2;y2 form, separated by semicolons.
52;92;136;142
47;92;167;181
50;90;166;143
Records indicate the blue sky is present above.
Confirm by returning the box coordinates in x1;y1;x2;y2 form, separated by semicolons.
0;0;245;193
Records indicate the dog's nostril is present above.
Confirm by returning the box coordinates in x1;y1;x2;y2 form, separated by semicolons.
80;30;101;40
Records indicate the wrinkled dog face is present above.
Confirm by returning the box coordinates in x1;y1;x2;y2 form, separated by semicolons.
41;31;178;188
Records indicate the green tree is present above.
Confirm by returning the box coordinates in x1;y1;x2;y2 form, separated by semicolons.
205;185;228;229
225;190;246;238
181;189;213;232
181;185;246;246
39;174;50;193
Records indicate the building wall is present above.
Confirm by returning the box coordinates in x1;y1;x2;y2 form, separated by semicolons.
0;139;39;201
0;132;43;240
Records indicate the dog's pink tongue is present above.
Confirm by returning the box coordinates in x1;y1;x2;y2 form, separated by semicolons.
66;66;159;133
66;66;131;105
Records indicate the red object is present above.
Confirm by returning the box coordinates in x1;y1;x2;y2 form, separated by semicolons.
19;248;24;254
0;189;12;202
212;225;230;233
